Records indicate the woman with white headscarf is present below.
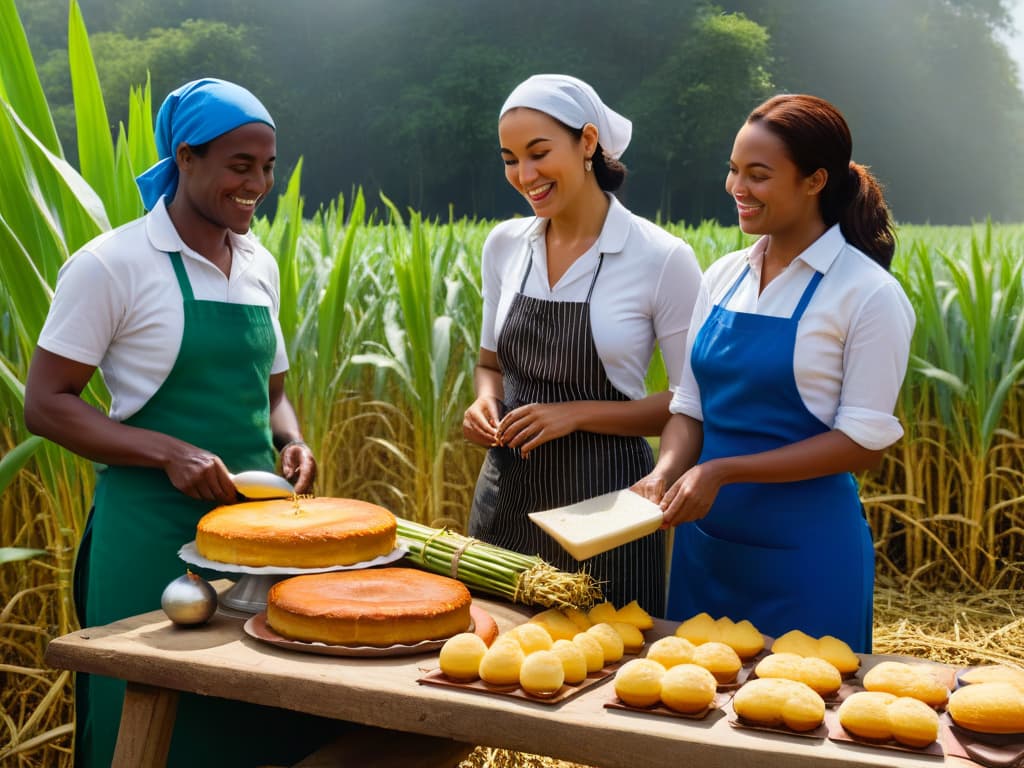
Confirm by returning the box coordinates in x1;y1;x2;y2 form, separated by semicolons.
463;74;702;613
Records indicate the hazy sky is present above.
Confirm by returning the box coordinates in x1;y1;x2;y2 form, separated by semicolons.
1007;0;1024;91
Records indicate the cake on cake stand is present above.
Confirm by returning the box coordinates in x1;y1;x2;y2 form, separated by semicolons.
177;540;408;614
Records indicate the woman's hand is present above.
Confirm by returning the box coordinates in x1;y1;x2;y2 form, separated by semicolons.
497;402;581;458
463;395;502;447
659;461;724;527
281;441;317;494
630;472;667;504
163;446;237;504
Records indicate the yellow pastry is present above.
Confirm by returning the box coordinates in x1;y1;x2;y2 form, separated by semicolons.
838;691;939;747
660;663;717;714
586;622;626;664
505;622;553;654
959;665;1024;689
732;677;825;731
721;618;765;659
615;600;655;630
609;621;646;654
674;612;719;645
478;637;525;686
646;636;696;669
614;658;665;708
528;609;578;642
519;650;565;697
692;641;742;684
948;681;1024;734
863;661;949;707
588;601;619;625
550;639;588;684
572;632;606;673
754;652;842;697
438;632;488;682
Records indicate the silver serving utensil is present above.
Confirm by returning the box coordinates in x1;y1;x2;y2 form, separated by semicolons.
230;470;295;500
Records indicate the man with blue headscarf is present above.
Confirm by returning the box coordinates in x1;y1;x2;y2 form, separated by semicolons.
26;78;340;766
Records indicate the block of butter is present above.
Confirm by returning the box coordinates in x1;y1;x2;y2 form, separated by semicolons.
528;489;664;561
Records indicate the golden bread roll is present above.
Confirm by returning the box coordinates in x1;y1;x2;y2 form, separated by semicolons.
616;600;655;630
505;622;553;654
646;636;696;669
732;677;825;731
660;663;717;714
519;650;565;697
609;621;646;654
478;637;525;686
614;658;664;708
888;696;941;747
550;639;588;684
586;622;626;664
947;681;1024;734
838;691;939;747
754;652;842;697
692;641;742;684
959;665;1024;689
675;612;719;645
438;632;488;682
572;632;606;673
863;661;949;707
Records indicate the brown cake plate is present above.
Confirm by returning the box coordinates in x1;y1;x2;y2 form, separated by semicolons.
243;603;491;658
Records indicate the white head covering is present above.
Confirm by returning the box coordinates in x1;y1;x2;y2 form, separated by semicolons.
499;74;632;159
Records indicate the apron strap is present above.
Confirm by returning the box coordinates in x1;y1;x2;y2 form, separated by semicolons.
518;246;607;301
718;264;750;308
585;254;606;304
167;251;195;302
791;271;824;321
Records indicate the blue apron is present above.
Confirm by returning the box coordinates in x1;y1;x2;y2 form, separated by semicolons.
666;265;874;651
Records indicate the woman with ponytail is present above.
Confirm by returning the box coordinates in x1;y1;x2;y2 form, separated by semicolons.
633;94;914;650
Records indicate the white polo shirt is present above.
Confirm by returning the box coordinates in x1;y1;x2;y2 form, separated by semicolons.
669;224;915;450
37;197;288;422
481;194;702;400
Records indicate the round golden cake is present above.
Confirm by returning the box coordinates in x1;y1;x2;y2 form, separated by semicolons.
196;497;397;567
266;568;472;646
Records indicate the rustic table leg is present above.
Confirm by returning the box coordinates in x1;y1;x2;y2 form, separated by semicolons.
111;682;179;768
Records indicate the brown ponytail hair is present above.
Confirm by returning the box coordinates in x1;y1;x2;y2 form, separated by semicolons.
747;95;895;270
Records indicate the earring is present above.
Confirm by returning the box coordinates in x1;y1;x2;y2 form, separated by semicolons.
584;158;593;173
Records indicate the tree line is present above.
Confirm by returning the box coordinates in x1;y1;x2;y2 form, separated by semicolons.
16;0;1024;224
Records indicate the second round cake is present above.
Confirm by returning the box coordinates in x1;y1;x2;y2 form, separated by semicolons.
267;568;472;646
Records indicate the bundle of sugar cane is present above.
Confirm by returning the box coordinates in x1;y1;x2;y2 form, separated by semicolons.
395;518;602;609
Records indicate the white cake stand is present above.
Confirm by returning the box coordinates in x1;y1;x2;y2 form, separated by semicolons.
177;541;408;613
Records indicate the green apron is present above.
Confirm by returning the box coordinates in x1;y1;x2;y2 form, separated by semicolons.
75;251;339;767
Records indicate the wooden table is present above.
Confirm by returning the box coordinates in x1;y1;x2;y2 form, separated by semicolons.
46;594;983;768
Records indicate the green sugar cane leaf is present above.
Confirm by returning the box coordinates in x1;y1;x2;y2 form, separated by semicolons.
0;435;43;494
68;0;117;218
0;547;50;564
0;0;62;153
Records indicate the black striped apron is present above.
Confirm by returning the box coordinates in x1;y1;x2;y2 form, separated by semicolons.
469;252;666;613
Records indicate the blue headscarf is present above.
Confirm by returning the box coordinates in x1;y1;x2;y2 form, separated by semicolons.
135;78;275;210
